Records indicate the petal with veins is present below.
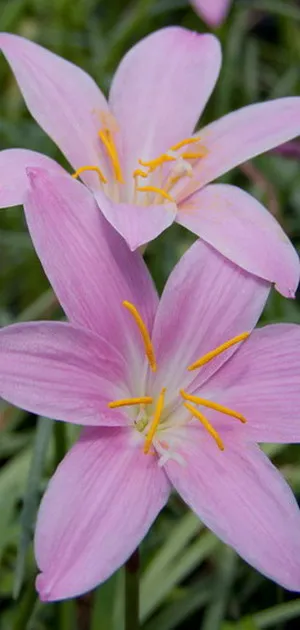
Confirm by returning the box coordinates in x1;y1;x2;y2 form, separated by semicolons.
179;98;300;199
0;148;65;208
0;322;128;426
150;240;270;398
24;169;158;384
0;32;110;188
35;427;170;600
94;189;177;251
206;324;300;444
178;184;300;297
110;27;221;179
165;429;300;591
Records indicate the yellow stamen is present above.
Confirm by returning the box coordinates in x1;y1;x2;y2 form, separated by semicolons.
139;155;176;171
98;129;124;183
133;168;148;179
122;301;157;371
181;149;208;159
72;165;107;183
144;388;166;454
180;390;246;424
184;402;224;451
188;332;250;371
171;136;201;151
136;186;175;203
108;396;153;409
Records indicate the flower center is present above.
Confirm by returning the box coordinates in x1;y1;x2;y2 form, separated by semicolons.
108;301;250;459
72;113;208;206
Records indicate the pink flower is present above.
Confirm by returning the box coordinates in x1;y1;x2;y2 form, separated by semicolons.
1;169;300;600
0;28;299;294
190;0;232;27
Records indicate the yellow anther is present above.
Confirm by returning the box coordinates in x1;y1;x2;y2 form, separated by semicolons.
108;396;153;409
72;165;107;183
136;186;175;203
188;332;250;371
98;129;124;183
180;390;246;424
133;168;148;179
171;136;201;152
181;149;208;159
184;402;224;451
122;301;157;372
139;154;176;171
144;388;166;454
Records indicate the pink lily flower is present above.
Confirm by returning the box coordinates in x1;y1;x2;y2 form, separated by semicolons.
190;0;232;27
0;28;299;297
1;168;300;600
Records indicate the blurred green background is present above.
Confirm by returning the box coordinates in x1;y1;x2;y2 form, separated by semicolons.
1;0;300;628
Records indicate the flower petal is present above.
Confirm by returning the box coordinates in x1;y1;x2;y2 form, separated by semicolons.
190;0;231;27
0;32;110;184
109;27;221;178
0;322;128;426
35;427;170;600
207;324;300;443
150;240;270;398
0;148;64;208
180;98;300;199
178;184;300;297
24;169;158;381
165;429;300;590
94;190;177;250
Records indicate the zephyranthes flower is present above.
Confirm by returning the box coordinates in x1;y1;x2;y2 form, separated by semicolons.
0;28;299;296
190;0;231;27
1;168;300;599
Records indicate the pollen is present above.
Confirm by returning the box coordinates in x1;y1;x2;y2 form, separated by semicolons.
188;332;250;371
144;388;166;454
184;402;224;451
72;165;107;183
180;390;246;424
122;301;157;371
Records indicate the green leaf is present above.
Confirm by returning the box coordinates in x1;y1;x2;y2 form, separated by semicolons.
201;546;237;630
13;417;53;598
141;529;218;621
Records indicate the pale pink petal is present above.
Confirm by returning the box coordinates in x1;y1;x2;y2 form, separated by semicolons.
178;184;300;297
0;148;65;208
0;32;110;187
24;169;158;382
165;429;300;590
35;427;170;600
94;190;177;250
150;240;270;398
0;322;128;426
190;0;231;27
206;324;300;443
109;27;221;179
180;98;300;199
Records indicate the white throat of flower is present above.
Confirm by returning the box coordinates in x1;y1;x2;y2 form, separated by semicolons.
108;301;250;465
